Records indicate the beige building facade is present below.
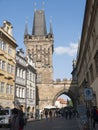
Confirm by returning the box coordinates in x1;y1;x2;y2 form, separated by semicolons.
0;21;17;108
76;0;98;107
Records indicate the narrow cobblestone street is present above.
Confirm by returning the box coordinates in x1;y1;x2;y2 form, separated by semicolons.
24;117;79;130
0;117;79;130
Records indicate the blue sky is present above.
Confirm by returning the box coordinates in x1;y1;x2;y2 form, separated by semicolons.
0;0;86;80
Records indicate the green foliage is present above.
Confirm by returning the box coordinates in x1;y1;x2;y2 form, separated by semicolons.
67;99;73;106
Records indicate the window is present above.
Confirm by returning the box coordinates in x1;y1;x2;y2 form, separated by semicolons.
7;63;10;73
2;42;6;51
30;89;32;98
16;87;19;97
0;82;4;93
8;47;12;55
10;85;13;94
6;84;9;94
30;72;32;81
11;65;14;74
0;60;2;69
27;88;29;98
23;70;25;79
27;71;29;80
19;88;21;97
33;90;35;99
16;67;19;77
0;39;2;49
20;69;22;78
2;61;6;70
22;88;25;98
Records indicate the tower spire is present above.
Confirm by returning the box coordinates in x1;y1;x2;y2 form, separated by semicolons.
32;10;47;36
50;16;53;34
34;2;37;12
24;17;28;36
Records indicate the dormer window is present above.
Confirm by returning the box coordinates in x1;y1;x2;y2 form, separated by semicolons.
3;20;13;36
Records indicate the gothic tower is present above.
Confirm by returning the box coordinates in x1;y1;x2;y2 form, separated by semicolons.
24;9;54;108
24;9;54;83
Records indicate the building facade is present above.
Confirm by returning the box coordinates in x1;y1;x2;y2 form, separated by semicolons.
26;54;36;116
76;0;98;107
15;49;27;111
15;49;36;115
0;21;17;108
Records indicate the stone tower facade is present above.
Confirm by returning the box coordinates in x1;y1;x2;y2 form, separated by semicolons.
24;10;54;108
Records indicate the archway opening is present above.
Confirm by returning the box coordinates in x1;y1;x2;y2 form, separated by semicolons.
54;94;73;109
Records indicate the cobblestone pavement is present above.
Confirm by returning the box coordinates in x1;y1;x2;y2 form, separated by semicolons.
24;117;80;130
0;117;80;130
1;117;98;130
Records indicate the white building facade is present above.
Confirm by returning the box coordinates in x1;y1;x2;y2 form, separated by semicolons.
26;54;36;116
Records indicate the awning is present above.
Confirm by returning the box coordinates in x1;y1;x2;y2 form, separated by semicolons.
44;105;56;109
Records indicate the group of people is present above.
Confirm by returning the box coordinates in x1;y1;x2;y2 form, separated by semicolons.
10;108;26;130
54;107;78;119
43;107;78;120
44;110;52;119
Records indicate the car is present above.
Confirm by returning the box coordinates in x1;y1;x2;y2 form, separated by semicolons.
0;108;12;127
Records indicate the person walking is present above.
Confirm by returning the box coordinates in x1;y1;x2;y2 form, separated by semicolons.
45;110;48;119
49;110;52;118
11;108;20;130
91;106;98;129
18;110;25;130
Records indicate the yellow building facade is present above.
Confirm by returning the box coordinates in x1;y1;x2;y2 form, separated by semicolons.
0;21;17;108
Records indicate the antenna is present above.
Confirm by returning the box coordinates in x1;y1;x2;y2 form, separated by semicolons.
24;16;28;35
26;16;28;24
50;16;52;24
50;16;53;34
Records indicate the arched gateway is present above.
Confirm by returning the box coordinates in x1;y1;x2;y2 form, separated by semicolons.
24;8;78;111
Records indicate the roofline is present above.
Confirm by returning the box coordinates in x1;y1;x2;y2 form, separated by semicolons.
0;28;17;47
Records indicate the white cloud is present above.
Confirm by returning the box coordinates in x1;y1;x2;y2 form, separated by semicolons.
54;42;78;56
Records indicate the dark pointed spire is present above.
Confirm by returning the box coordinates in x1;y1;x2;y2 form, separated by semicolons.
32;10;47;36
24;17;28;36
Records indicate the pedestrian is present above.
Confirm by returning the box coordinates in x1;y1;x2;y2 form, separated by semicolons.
18;110;25;130
68;109;72;119
91;106;98;129
49;110;52;118
45;110;48;119
65;109;68;119
11;108;20;130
